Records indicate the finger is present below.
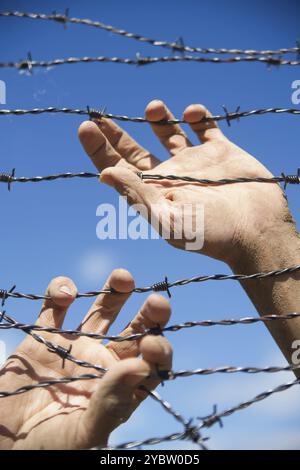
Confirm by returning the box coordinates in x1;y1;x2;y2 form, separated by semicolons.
145;100;192;155
100;167;171;243
95;118;160;170
83;337;172;445
183;104;225;144
108;294;171;359
100;166;167;211
84;357;151;445
78;120;124;171
136;335;173;404
79;269;134;334
37;276;77;328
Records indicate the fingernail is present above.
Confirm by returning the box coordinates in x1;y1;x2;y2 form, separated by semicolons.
59;285;73;296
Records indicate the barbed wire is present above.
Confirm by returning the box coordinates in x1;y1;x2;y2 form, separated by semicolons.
0;309;207;449
1;106;300;125
2;311;300;342
0;373;102;398
2;289;300;449
1;311;108;373
0;169;299;190
0;265;299;303
2;311;300;379
4;307;300;383
168;364;300;378
1;54;300;71
99;428;206;450
2;309;299;450
1;10;300;450
1;346;298;449
142;389;207;450
0;310;197;439
0;312;300;384
98;378;300;449
0;369;208;448
197;378;300;430
0;10;299;57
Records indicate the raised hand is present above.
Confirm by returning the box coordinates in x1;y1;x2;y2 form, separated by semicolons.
0;270;172;449
79;100;293;263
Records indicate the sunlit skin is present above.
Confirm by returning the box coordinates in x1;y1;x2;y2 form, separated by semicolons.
79;100;293;262
0;99;299;450
79;100;300;373
0;269;172;450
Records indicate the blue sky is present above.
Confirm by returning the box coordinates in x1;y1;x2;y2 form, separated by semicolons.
0;0;300;449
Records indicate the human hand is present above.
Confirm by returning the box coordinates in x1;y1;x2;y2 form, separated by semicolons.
78;100;294;264
0;270;172;449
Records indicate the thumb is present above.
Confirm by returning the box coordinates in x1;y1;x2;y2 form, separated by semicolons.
100;166;164;208
83;358;151;447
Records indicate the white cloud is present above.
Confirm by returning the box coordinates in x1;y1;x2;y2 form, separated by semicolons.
76;249;116;285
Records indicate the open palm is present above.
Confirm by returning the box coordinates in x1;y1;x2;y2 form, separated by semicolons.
0;270;172;449
79;101;290;263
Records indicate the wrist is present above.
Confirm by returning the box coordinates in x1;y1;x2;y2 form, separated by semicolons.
227;217;300;371
228;215;300;274
227;216;300;319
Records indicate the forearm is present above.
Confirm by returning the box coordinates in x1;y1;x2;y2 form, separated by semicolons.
229;222;300;375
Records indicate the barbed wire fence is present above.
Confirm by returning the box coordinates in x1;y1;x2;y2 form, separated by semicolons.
1;10;300;57
0;8;300;450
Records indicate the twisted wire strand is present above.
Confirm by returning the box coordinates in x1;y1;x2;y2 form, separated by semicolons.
99;430;189;450
4;342;297;448
3;310;299;383
0;373;103;398
197;378;300;430
1;312;189;432
1;55;300;70
144;389;190;429
1;367;298;405
100;424;207;450
168;264;300;289
2;312;300;382
0;11;299;57
0;364;202;447
1;265;300;302
139;389;208;449
1;10;299;451
99;378;300;449
169;364;300;379
12;317;108;374
3;313;203;446
2;310;300;449
1;170;299;188
2;311;300;342
1;106;300;125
